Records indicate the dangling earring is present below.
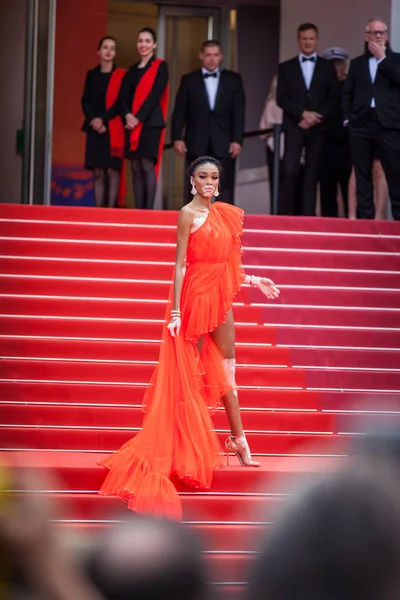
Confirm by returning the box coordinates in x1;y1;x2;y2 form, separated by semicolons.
214;187;220;197
191;181;197;195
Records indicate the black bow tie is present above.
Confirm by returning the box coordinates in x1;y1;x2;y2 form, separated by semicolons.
302;56;316;62
203;71;218;79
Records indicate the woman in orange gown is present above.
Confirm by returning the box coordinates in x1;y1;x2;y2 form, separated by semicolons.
99;156;280;519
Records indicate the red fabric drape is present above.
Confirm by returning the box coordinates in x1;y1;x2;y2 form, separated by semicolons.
107;67;127;207
129;58;169;180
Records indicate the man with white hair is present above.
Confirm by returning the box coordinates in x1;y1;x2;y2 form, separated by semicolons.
342;18;400;220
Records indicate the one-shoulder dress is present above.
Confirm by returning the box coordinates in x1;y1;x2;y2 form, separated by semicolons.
99;202;245;519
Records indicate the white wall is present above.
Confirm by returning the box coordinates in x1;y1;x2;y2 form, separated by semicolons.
391;0;400;50
0;0;27;203
279;0;393;60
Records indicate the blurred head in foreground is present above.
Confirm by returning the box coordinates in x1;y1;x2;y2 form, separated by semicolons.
246;469;400;600
358;428;400;470
85;514;206;600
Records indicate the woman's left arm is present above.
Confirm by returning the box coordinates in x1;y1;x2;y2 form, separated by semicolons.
135;61;169;122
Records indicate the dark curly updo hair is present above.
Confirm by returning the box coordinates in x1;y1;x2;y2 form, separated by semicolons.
188;156;222;177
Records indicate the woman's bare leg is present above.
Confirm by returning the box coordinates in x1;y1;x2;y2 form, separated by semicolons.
210;309;244;437
196;309;259;466
198;316;244;435
373;159;389;220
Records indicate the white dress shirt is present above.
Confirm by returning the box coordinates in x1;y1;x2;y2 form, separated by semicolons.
202;68;220;110
369;56;385;107
298;53;317;89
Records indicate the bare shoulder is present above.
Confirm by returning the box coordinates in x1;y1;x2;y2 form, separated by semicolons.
178;204;196;228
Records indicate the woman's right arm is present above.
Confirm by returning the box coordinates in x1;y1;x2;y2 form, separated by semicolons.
167;208;194;337
173;208;193;310
81;71;96;121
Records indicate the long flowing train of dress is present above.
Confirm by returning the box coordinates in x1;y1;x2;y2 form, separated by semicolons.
99;202;245;519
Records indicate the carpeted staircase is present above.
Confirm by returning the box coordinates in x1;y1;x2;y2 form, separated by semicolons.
1;204;400;597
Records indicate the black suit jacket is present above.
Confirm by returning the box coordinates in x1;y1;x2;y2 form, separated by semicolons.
171;69;245;157
81;66;122;132
277;56;339;133
342;52;400;129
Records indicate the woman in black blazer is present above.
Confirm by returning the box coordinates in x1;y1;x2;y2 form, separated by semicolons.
81;37;126;208
121;27;169;209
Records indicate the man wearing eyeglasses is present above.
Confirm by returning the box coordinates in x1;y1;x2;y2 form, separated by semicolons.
343;18;400;220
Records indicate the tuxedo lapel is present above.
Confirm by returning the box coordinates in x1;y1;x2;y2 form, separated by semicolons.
292;58;307;93
362;55;372;83
309;57;322;91
214;70;226;111
196;70;211;109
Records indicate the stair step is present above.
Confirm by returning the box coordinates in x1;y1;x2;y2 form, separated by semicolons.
0;404;335;433
2;381;397;412
2;203;399;234
0;428;351;456
0;359;306;388
1;451;346;494
0;382;319;410
291;347;400;369
0;337;291;366
2;238;399;270
3;316;399;350
2;295;399;328
0;316;276;345
5;491;284;524
2;219;399;252
3;275;400;309
2;256;400;288
276;326;400;349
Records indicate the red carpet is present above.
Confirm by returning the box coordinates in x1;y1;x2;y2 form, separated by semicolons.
1;204;400;595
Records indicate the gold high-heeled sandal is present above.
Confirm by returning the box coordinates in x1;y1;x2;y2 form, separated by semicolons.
225;435;261;467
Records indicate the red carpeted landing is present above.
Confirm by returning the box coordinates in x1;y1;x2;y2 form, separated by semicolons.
1;204;400;596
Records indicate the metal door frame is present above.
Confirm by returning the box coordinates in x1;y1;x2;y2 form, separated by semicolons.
157;5;220;59
22;0;57;205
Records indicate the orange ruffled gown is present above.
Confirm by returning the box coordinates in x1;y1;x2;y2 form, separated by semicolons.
99;202;245;519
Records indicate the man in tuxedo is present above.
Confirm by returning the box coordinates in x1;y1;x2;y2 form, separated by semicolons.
342;19;400;220
277;23;339;216
171;39;245;204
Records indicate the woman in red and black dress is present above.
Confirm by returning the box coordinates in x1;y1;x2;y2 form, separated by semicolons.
121;27;169;209
81;37;126;208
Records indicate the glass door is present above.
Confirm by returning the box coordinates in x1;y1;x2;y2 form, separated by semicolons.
156;6;221;210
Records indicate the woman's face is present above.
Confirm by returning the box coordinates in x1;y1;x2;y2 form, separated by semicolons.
98;39;116;63
137;32;157;59
192;163;220;198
